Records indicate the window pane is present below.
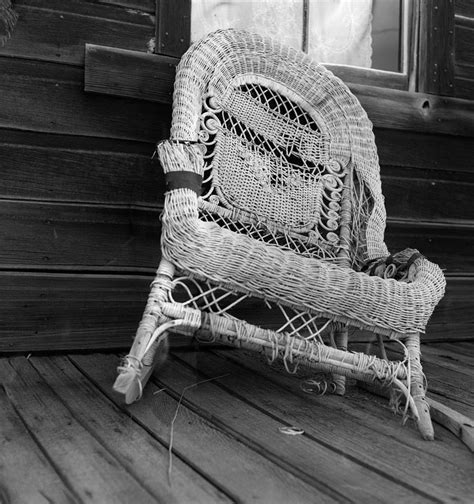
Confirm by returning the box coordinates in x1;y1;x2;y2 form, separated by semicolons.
191;0;403;72
371;0;402;72
307;0;373;68
307;0;402;71
191;0;304;52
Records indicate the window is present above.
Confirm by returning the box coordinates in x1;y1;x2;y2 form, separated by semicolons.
190;1;406;81
156;0;456;96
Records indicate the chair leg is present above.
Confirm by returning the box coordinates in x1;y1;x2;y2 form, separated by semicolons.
113;258;179;404
405;333;434;440
332;328;348;395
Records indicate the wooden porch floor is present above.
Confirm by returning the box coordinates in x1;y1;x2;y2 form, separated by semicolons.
1;342;473;503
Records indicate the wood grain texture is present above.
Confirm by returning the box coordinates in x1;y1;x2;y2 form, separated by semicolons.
455;0;474;18
1;199;473;273
0;272;472;353
454;76;474;100
375;128;474;173
0;0;155;66
31;355;231;503
0;136;163;205
71;353;335;504
324;64;407;90
85;44;176;103
418;0;455;95
0;357;160;503
382;173;474;222
0;272;150;352
0;385;76;503
351;83;474;136
155;0;191;58
173;349;474;503
0;57;170;142
385;219;474;273
95;0;155;12
214;346;474;463
82;45;474;137
150;356;446;503
2;348;472;502
0;200;161;270
455;23;474;69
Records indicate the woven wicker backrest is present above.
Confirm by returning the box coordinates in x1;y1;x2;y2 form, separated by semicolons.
169;29;388;266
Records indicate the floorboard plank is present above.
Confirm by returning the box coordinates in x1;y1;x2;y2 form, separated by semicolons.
70;353;336;504
150;356;438;503
0;357;159;504
0;384;77;504
31;355;230;504
172;350;474;504
351;342;474;417
431;341;474;359
211;348;474;465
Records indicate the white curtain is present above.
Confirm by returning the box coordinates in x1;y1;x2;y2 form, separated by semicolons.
191;0;373;68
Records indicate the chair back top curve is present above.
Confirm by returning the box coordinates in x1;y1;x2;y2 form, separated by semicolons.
169;29;389;266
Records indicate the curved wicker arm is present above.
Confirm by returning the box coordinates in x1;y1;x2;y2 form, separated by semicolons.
362;248;446;312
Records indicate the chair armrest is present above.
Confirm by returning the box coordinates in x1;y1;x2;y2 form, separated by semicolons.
362;248;446;316
362;248;427;282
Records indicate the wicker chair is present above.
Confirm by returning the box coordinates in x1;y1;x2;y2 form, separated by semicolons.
114;29;446;440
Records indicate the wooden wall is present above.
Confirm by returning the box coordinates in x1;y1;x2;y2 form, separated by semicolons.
0;0;167;351
454;0;474;99
0;0;473;352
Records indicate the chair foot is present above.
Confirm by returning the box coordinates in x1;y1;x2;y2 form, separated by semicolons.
406;333;434;440
114;330;170;404
414;394;434;440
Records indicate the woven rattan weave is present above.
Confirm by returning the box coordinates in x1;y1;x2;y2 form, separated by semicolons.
114;29;446;440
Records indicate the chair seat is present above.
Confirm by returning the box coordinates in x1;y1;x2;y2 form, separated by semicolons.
162;188;446;337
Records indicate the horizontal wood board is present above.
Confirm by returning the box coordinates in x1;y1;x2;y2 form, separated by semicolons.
84;44;474;137
0;272;472;353
0;0;155;66
0;57;170;142
1;347;472;502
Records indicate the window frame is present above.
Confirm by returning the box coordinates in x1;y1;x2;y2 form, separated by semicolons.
155;0;455;96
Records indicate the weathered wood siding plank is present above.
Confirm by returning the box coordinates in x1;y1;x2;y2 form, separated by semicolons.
455;21;474;68
0;200;472;273
0;0;155;66
454;76;474;100
456;0;474;18
96;0;155;13
0;130;161;205
0;57;170;142
83;45;474;137
375;128;474;173
0;272;471;352
0;272;150;352
0;201;161;270
0;0;472;350
85;44;176;103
